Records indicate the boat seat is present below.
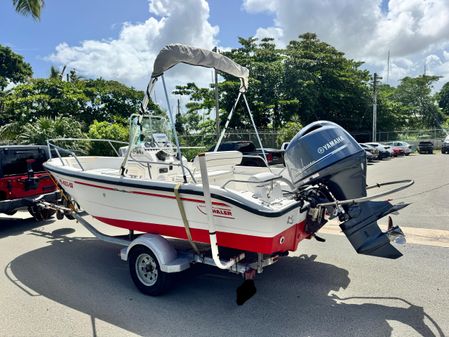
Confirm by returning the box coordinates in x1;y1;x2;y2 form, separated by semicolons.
192;151;242;172
191;151;242;186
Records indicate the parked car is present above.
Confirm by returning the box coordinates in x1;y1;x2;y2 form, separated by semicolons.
0;145;59;220
382;145;395;157
365;142;391;159
210;141;284;166
365;150;374;162
384;141;412;156
359;143;379;160
441;136;449;154
418;141;434;154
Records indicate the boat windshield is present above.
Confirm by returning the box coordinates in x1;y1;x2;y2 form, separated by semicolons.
130;114;174;151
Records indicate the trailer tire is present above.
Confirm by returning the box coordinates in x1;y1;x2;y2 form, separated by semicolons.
129;245;172;296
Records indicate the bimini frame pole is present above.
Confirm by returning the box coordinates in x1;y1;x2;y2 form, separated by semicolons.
214;92;242;152
242;94;268;166
161;74;187;183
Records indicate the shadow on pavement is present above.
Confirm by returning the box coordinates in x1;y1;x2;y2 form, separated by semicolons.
7;228;445;337
0;214;54;239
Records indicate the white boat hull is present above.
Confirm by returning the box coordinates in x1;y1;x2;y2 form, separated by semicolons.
46;159;309;254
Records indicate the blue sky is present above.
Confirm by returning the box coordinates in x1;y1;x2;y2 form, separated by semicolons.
1;0;449;91
1;0;272;79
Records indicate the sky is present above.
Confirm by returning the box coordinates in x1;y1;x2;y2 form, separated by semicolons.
2;0;449;100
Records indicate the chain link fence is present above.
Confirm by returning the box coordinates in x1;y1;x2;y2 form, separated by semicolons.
179;128;449;151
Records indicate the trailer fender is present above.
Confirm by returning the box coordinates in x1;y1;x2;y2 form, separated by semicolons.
121;234;190;273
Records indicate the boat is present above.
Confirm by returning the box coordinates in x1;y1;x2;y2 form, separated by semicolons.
43;44;412;302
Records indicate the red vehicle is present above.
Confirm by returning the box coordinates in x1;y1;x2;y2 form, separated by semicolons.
0;145;59;220
391;147;405;157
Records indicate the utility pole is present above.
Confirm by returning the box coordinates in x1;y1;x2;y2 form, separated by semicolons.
386;50;390;84
213;47;220;141
372;73;382;142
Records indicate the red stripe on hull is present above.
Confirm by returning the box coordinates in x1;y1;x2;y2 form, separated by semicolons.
94;216;309;254
75;180;228;207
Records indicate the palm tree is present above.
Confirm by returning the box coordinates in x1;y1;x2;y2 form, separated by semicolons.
12;0;45;20
1;116;90;153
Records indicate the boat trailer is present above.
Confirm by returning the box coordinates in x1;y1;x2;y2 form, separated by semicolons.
37;197;278;305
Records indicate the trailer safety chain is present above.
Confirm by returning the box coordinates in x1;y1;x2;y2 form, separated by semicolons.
174;183;201;255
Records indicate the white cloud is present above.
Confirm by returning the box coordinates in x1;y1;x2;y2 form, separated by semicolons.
243;0;449;89
48;0;219;109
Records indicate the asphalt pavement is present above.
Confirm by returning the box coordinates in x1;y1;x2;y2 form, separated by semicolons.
0;153;448;337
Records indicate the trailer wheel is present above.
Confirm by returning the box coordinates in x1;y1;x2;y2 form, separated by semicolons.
129;245;172;296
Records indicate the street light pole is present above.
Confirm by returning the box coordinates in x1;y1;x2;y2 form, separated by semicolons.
372;73;382;142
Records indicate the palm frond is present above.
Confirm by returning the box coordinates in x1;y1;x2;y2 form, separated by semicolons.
12;0;45;20
0;122;22;143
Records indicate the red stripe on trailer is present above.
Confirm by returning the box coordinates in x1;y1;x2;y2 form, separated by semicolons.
94;216;309;254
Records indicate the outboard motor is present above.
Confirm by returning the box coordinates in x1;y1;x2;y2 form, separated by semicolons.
285;121;407;259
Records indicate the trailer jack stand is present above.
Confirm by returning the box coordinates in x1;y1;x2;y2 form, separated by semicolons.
236;269;257;305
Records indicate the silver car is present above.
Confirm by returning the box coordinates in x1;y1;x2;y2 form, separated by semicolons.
365;142;391;159
384;141;412;156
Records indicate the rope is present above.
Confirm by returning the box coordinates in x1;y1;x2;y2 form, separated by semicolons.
174;183;200;255
47;173;76;212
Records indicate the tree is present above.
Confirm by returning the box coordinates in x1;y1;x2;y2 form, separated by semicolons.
1;77;147;127
283;33;371;131
373;84;405;133
175;111;184;134
88;120;129;155
12;0;45;20
1;78;90;125
393;75;443;128
49;65;61;80
276;120;303;145
221;37;292;129
81;78;146;125
437;82;449;116
0;44;33;90
172;82;215;135
1;116;89;153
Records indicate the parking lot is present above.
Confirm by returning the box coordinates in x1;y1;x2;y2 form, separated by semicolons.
1;153;448;337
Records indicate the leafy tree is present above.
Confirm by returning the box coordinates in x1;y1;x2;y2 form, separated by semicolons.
81;78;145;125
393;75;443;128
175;110;184;134
1;116;89;153
283;33;371;131
173;82;215;135
375;84;404;132
1;78;90;125
0;45;33;90
437;82;449;116
221;37;292;129
49;65;62;80
276;120;303;145
88;120;129;155
1;77;147;127
12;0;45;20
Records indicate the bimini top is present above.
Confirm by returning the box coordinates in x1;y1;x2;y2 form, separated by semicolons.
151;44;249;92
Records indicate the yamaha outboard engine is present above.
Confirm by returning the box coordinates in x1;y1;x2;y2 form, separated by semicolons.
285;121;407;259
